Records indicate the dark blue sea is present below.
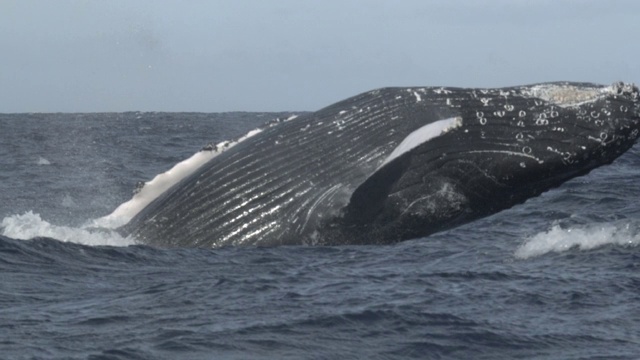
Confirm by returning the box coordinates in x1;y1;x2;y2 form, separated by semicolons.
1;112;640;359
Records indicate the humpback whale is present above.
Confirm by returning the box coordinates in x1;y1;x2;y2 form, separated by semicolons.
117;82;640;247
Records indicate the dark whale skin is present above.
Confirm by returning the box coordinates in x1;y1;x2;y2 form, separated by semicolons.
121;82;640;247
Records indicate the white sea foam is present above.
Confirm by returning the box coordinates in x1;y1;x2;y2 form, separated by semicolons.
36;156;51;165
515;223;640;259
1;211;135;246
92;127;264;229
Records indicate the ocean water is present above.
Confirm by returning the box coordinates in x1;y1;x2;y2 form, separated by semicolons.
1;112;640;359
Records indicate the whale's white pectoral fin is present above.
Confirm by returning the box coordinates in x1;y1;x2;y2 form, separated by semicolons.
381;117;462;167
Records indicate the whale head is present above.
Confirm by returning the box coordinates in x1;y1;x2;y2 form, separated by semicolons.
339;82;640;243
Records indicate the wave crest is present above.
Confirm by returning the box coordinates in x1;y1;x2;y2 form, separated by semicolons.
515;222;640;259
1;211;135;247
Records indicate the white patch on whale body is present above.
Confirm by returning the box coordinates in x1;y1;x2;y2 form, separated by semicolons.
521;83;625;108
381;117;462;167
92;127;265;229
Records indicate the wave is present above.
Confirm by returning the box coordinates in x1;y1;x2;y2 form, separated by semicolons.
1;211;135;247
515;222;640;259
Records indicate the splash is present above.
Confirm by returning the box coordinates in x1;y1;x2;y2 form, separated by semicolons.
515;222;640;259
1;211;135;246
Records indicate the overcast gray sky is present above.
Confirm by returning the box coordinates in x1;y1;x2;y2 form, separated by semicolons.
1;0;639;112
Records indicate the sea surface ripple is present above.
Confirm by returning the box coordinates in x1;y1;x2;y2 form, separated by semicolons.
1;112;640;359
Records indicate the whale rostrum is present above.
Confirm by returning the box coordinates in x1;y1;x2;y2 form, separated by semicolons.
117;82;640;247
